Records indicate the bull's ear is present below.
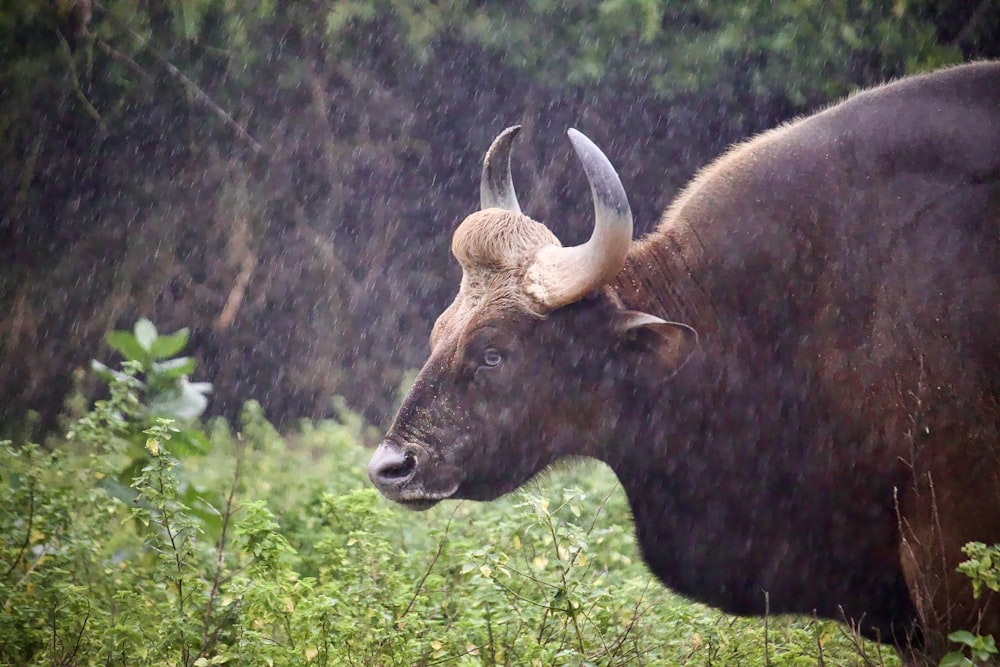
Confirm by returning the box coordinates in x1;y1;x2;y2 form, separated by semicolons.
614;311;698;380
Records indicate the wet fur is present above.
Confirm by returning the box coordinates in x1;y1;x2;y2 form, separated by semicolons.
610;61;1000;657
381;62;1000;664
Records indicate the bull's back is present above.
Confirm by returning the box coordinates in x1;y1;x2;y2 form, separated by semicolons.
660;62;1000;455
615;63;1000;645
670;61;1000;645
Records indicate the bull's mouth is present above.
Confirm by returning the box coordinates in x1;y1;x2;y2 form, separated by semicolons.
396;497;445;511
383;488;458;511
367;440;461;509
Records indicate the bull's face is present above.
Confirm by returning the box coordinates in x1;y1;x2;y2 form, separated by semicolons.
368;127;696;509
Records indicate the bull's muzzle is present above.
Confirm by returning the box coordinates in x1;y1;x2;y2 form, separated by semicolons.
368;440;460;510
367;440;458;510
368;441;417;491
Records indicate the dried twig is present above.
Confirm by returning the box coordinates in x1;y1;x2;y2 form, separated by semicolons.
215;221;257;331
764;589;771;667
399;512;455;620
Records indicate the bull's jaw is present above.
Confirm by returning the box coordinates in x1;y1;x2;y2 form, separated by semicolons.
367;440;461;510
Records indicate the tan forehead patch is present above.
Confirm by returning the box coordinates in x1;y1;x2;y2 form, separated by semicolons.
432;209;557;347
452;208;561;271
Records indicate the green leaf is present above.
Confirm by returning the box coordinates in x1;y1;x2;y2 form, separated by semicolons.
149;328;190;360
170;428;211;456
152;356;197;379
97;477;147;509
92;359;127;382
949;631;979;647
938;654;970;667
972;634;998;661
106;331;149;364
134;318;158;351
147;379;211;419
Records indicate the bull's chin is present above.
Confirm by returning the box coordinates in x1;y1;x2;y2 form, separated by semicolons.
392;480;522;509
396;497;443;511
454;478;526;502
385;482;460;511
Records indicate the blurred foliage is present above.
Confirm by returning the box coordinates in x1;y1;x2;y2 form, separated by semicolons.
326;0;962;105
0;0;997;433
0;0;974;112
941;630;998;666
92;318;212;423
0;363;901;665
81;318;217;529
939;543;1000;666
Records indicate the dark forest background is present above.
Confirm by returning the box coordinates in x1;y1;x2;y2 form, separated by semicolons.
1;0;998;436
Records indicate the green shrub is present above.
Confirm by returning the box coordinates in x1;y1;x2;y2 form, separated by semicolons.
938;543;1000;666
90;318;213;457
0;360;898;665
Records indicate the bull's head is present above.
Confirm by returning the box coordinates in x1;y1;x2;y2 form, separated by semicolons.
368;126;697;509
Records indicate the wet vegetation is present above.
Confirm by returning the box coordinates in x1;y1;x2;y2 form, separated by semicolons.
2;0;998;433
2;361;911;665
2;2;1000;665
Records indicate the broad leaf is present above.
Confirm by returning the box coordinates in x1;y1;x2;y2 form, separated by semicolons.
134;318;158;352
949;631;978;647
106;332;149;365
149;328;190;360
152;356;197;379
939;652;972;667
148;379;210;419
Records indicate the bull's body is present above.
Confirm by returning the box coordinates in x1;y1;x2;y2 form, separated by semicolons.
369;62;1000;663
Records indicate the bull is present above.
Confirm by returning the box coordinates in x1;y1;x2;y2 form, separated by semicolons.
368;61;1000;663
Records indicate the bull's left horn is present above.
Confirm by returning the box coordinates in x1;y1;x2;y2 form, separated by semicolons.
480;125;522;213
525;128;633;310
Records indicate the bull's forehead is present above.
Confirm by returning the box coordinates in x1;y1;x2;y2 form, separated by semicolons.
429;209;560;348
431;270;536;350
451;208;561;271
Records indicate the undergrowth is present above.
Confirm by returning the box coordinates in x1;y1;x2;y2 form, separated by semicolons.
0;365;909;666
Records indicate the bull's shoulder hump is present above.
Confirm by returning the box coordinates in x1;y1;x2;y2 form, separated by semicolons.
659;61;1000;231
814;60;1000;171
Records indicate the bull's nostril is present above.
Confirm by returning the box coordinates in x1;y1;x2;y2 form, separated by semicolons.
368;442;418;488
380;452;416;480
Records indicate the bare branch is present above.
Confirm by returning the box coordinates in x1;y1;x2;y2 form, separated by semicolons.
92;2;265;154
56;28;106;132
97;39;154;83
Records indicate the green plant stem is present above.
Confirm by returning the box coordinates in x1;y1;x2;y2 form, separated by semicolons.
2;482;33;581
197;438;243;661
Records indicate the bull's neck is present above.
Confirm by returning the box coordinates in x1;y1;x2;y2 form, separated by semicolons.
600;223;738;476
609;227;717;340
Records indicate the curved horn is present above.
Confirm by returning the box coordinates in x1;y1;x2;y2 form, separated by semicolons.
524;128;633;310
480;125;522;212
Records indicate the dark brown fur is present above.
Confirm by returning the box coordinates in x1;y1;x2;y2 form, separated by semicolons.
371;62;1000;664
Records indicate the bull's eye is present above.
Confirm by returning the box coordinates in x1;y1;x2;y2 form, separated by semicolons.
482;348;503;368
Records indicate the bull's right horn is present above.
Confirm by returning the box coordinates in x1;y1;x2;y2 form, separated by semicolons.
525;128;633;310
480;125;522;213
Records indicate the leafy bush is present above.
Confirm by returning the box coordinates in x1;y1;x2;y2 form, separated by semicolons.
1;362;899;665
91;317;212;452
939;543;1000;666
